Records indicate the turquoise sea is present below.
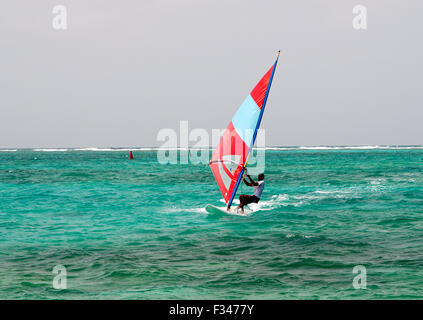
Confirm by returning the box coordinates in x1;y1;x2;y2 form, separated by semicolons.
0;147;422;299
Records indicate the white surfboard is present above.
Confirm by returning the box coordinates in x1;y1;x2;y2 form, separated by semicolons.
205;204;229;215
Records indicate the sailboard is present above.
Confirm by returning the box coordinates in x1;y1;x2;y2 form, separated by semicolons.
205;204;251;216
208;51;280;210
205;204;232;215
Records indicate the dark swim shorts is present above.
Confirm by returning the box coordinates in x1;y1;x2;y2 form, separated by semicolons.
239;195;260;205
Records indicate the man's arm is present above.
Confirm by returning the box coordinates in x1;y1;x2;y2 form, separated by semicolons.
243;175;254;186
245;174;258;186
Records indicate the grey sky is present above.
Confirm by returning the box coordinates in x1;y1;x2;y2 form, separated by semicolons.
1;0;422;148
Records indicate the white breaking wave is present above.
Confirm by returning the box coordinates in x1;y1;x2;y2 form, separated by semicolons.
256;184;389;209
271;145;423;150
33;148;69;152
0;149;17;152
164;207;206;214
73;147;158;151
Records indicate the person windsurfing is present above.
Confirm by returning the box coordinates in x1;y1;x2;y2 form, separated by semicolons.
228;173;265;213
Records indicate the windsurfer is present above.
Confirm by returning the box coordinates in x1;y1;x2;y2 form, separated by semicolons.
228;173;265;213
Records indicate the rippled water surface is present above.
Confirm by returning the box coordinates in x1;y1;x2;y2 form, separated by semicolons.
0;148;422;299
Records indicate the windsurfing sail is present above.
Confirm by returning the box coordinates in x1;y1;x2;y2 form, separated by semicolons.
209;51;280;207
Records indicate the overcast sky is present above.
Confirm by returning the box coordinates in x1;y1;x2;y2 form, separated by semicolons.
1;0;422;148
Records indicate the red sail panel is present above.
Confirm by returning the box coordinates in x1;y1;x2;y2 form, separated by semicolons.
209;121;249;204
250;66;273;108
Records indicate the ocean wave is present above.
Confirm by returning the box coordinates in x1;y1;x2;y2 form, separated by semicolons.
261;184;389;209
164;207;206;214
33;148;69;152
73;147;158;151
74;148;130;152
270;145;423;150
0;149;17;152
285;233;315;239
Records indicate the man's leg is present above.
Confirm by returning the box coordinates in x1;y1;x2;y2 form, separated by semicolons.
237;195;245;212
238;194;251;213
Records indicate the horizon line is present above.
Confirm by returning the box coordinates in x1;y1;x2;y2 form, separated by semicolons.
1;144;423;151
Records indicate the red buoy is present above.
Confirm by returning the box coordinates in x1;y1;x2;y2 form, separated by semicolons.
129;151;134;159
